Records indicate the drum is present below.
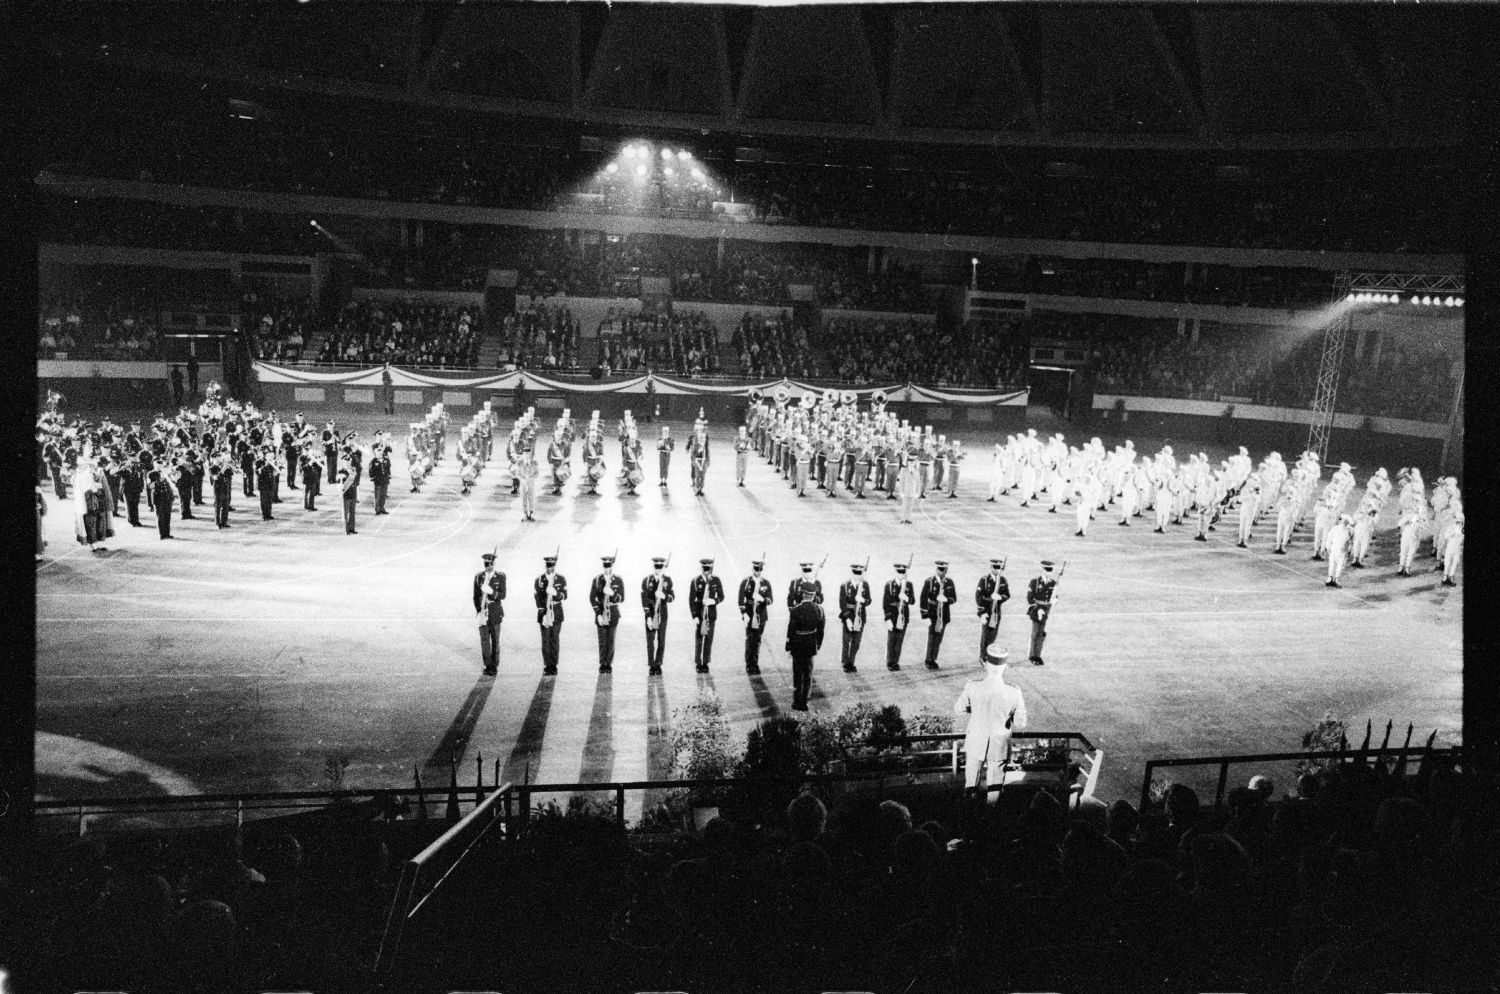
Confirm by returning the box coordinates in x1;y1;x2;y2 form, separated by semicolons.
588;461;606;482
555;462;572;484
627;467;645;487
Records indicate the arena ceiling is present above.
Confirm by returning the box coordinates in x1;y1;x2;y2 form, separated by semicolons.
33;3;1467;150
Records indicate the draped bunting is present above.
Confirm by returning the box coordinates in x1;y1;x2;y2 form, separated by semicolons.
251;362;1029;406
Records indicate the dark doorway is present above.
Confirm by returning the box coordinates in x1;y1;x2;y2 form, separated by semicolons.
1027;366;1075;418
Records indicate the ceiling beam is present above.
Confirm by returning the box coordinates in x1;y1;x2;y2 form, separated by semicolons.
992;10;1045;138
1189;11;1222;138
713;8;734;126
58;45;1458;153
1318;11;1395;140
1139;10;1212;144
579;9;619;111
732;11;763;125
403;7;425;92
415;8;466;92
847;9;889;133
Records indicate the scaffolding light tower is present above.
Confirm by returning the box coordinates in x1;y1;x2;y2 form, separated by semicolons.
1308;270;1464;464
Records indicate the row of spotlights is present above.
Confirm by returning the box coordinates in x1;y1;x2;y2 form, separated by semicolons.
1347;292;1462;307
621;144;692;162
601;163;709;182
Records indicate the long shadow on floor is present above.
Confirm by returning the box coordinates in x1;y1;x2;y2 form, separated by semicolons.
501;674;557;786
576;670;614;783
424;673;496;769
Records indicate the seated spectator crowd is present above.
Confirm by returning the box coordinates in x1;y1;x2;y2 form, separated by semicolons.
20;750;1486;993
496;300;581;372
319;299;482;369
38;293;161;360
820;316;1030;389
594;308;723;377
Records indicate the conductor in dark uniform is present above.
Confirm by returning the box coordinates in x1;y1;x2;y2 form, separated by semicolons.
689;558;725;672
785;581;825;711
174;461;195;519
121;461;144;527
535;555;567;674
282;427;299;490
474;552;506;675
590;555;626;673
323;422;339;484
738;559;772;674
211;460;233;528
300;449;321;510
369;446;391;515
883;561;915;670
641;557;674;675
837;563;872;672
149;470;174;539
257;457;278;520
919;560;957;669
975;558;1011;663
1026;561;1059;665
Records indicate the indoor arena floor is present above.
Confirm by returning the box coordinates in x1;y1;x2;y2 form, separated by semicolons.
35;414;1463;821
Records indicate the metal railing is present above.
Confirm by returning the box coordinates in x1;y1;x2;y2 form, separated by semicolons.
375;781;514;979
1139;745;1463;811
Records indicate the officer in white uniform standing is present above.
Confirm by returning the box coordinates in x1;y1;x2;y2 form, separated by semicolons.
954;644;1029;792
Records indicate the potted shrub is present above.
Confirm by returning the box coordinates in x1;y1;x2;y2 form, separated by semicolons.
668;690;738;831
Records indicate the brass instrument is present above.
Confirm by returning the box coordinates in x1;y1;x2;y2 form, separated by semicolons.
478;544;498;628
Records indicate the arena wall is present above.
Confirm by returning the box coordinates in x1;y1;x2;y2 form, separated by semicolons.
1090;394;1449;470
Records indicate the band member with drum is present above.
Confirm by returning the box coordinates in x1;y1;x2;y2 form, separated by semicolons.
919;560;956;669
883;561;915;670
838;563;872;672
590;555;626;673
739;559;773;673
689;558;725;671
622;432;644;495
535;554;567;674
642;556;674;675
547;428;570;495
474;552;506;675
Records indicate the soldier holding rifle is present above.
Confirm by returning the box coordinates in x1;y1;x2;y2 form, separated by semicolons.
474;549;506;675
739;556;773;674
920;560;957;669
975;557;1010;663
1026;560;1062;666
838;559;872;672
883;557;915;670
642;554;675;675
535;550;567;674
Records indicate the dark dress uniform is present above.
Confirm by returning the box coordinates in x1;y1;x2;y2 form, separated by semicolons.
688;563;725;671
257;460;279;519
240;442;256;496
837;571;872;671
122;464;144;526
883;568;916;669
340;470;358;534
1026;567;1058;665
641;567;674;674
589;565;626;672
323;426;339;484
534;565;567;674
919;566;957;669
738;568;772;673
369;452;391;515
474;560;506;674
785;587;825;711
212;466;233;528
975;567;1011;663
301;454;321;510
175;465;195;519
149;474;174;539
282;431;299;489
786;571;823;608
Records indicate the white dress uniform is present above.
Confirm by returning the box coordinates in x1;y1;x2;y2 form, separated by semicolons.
1441;515;1463;586
1118;466;1138;525
1075;475;1101;536
1311;491;1340;559
1154;475;1176;532
1350;501;1378;566
988;443;1005;500
1273;492;1297;553
1397;500;1428;575
1236;480;1261;547
953;649;1029;789
1325;515;1353;587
